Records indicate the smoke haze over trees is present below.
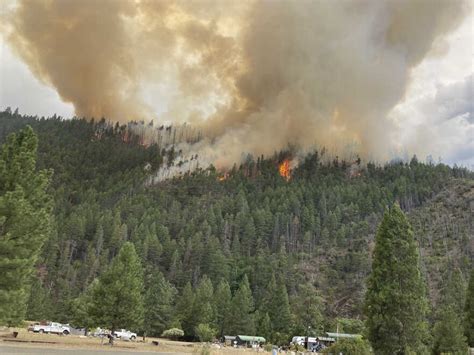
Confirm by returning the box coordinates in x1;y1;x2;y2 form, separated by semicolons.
1;0;471;169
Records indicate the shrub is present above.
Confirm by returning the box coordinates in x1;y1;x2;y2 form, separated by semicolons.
196;344;211;355
161;328;184;340
336;318;365;334
263;343;273;352
322;338;372;355
271;331;290;346
195;323;216;343
289;343;305;352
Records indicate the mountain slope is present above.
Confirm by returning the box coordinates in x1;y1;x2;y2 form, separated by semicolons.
411;179;473;305
1;110;472;339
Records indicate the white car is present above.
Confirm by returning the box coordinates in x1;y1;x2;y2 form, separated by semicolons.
113;329;137;340
33;322;70;335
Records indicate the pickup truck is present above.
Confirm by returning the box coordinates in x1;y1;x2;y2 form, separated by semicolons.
33;322;70;335
113;329;137;340
27;322;40;332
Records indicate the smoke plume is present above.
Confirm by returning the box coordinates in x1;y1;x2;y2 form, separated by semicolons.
2;0;468;168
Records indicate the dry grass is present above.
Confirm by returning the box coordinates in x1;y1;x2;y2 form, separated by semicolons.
0;328;269;354
0;328;194;353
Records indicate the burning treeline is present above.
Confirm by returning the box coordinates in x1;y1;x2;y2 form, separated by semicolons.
113;119;364;184
1;0;469;171
89;118;363;183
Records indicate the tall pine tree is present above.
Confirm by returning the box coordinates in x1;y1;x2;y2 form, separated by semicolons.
90;242;144;337
465;268;474;347
264;274;292;342
214;279;232;337
70;279;98;334
144;269;177;337
229;275;255;335
432;267;467;354
365;204;430;354
193;276;216;329
176;282;195;337
0;126;52;325
291;283;324;336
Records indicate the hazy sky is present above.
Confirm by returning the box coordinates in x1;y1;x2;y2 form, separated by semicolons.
0;2;472;168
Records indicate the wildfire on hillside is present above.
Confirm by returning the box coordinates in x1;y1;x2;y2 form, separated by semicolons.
218;172;229;181
348;159;363;178
279;159;291;181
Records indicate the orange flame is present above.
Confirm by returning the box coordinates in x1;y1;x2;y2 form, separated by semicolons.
279;159;291;181
218;172;229;181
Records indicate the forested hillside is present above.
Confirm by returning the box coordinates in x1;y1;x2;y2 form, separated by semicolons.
410;180;473;304
1;109;472;342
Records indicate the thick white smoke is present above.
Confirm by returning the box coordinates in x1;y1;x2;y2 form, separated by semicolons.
2;0;469;169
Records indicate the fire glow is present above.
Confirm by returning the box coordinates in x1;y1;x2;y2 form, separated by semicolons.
218;172;229;181
279;159;291;181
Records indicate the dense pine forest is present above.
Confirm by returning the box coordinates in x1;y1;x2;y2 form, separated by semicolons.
0;109;472;347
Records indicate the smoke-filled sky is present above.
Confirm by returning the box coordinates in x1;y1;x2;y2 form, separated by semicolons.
0;0;472;168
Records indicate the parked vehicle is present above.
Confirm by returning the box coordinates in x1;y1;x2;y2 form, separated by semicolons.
291;336;305;346
27;322;40;332
33;322;70;335
93;327;111;338
113;329;137;340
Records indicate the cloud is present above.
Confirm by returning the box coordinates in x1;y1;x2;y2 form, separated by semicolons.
427;74;473;124
393;74;473;167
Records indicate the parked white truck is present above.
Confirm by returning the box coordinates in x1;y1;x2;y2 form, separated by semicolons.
33;322;70;335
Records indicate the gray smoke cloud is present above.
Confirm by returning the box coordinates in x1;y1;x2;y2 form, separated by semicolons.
2;0;469;168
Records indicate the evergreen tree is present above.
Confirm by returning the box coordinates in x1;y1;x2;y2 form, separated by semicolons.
202;236;229;284
443;267;466;315
229;275;255;335
265;274;292;340
291;283;324;336
432;267;467;354
365;204;430;354
432;307;467;354
70;280;98;334
465;268;474;347
176;282;195;337
214;279;232;337
144;269;177;337
1;112;471;336
336;318;365;335
0;126;52;325
195;323;217;342
193;276;216;328
90;242;144;337
255;310;272;341
26;277;52;322
262;273;277;314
